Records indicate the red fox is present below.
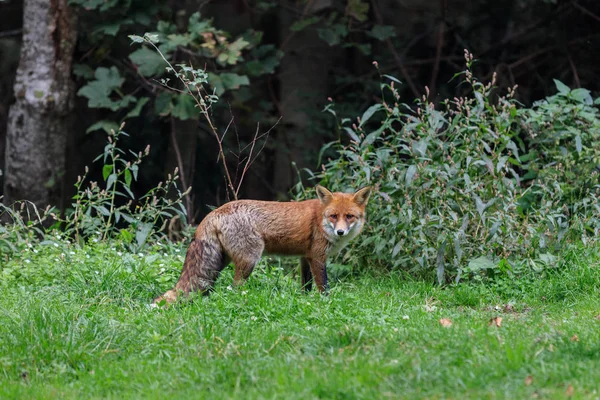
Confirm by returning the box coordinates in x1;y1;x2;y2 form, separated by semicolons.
153;185;372;305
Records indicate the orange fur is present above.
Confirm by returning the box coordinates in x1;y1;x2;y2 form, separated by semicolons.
153;185;372;305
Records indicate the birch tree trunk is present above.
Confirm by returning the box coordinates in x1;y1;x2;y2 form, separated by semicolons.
3;0;77;208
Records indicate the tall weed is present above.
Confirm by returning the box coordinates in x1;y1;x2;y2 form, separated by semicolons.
300;51;599;282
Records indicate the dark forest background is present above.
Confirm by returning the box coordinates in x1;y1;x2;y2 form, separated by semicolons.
1;0;599;224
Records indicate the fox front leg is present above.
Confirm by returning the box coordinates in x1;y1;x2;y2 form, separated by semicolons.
307;257;329;293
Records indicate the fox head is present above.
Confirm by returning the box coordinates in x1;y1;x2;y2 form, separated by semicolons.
316;185;372;240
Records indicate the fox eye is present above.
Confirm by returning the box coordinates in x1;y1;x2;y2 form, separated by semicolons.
346;214;355;220
329;214;338;220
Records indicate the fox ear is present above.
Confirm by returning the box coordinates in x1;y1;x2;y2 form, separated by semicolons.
315;185;333;204
353;186;372;206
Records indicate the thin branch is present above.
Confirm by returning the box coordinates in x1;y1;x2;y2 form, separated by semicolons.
574;1;600;23
479;2;572;56
0;29;22;38
169;117;193;221
429;0;447;99
280;0;317;50
371;0;421;99
567;51;581;88
144;38;238;199
508;35;597;69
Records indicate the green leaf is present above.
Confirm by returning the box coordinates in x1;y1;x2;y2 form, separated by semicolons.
124;169;133;187
94;66;124;89
412;139;428;157
359;104;383;128
570;88;592;105
207;73;224;96
367;25;396;41
94;205;111;216
317;24;347;46
220;73;250;91
405;165;417;187
123;184;135;199
102;164;113;181
136;222;154;248
290;16;320;32
575;134;582;154
217;37;250;66
119;228;134;243
125;97;149;119
207;73;249;96
467;256;496;272
95;22;122;36
538;253;557;267
77;67;126;110
171;94;198;120
155;92;174;116
246;45;283;77
86;120;120;134
347;0;370;22
553;79;570;95
392;241;402;257
343;127;360;142
383;74;402;84
106;173;117;190
73;64;95;79
131;164;139;181
130;47;166;77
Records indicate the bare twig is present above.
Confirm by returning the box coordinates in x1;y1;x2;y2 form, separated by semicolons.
137;35;280;201
235;117;282;196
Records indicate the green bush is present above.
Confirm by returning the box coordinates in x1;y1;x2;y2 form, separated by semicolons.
300;51;600;283
1;126;190;258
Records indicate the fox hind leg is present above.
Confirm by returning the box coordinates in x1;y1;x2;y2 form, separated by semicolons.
300;257;313;292
231;244;264;286
222;234;264;287
153;237;226;305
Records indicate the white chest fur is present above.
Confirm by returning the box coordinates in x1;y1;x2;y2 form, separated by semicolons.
326;225;361;256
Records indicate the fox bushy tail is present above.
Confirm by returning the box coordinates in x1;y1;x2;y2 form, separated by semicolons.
154;233;225;304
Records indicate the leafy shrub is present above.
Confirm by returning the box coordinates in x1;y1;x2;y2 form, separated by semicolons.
300;51;600;283
1;125;189;258
54;125;189;249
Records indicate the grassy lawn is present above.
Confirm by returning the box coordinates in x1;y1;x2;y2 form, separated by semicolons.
1;243;600;399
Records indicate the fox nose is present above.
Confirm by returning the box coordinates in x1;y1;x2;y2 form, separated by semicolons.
336;229;345;236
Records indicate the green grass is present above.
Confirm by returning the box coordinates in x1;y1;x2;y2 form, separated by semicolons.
1;241;600;399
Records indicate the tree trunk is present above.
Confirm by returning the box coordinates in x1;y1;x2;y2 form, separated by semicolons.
3;0;77;208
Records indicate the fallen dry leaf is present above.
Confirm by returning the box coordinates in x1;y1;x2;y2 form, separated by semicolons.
570;334;579;342
565;384;574;397
595;315;600;321
525;375;533;386
489;316;503;328
439;318;452;327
